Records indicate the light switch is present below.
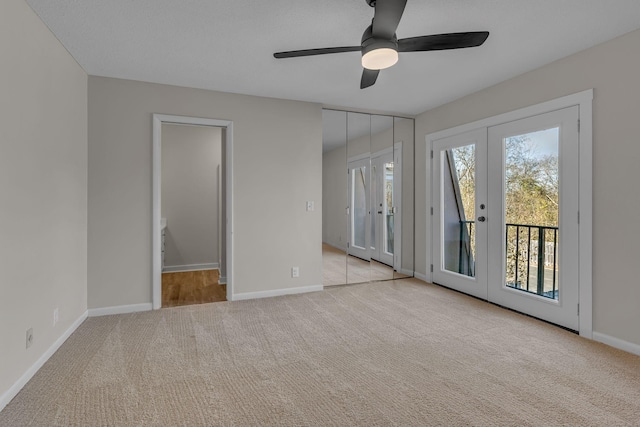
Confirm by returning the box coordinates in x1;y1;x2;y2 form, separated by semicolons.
306;201;314;212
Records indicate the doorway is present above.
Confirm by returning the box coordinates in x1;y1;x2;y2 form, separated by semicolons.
431;104;585;331
152;114;233;309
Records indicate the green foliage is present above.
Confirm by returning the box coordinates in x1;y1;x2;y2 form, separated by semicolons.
451;135;558;227
505;136;558;227
451;136;559;289
451;145;475;222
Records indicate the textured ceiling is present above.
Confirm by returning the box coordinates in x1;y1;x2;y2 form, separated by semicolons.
27;0;640;115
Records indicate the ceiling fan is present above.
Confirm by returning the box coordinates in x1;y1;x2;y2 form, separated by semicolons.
273;0;489;89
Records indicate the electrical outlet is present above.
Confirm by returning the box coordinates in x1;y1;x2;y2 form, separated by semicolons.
53;308;59;326
26;328;33;349
291;267;300;278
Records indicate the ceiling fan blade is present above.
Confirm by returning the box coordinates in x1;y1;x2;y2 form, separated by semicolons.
372;0;407;40
360;68;380;89
398;31;489;52
274;46;360;59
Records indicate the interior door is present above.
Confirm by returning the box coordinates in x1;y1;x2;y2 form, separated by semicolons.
487;106;579;330
371;150;395;266
432;129;488;299
347;158;370;261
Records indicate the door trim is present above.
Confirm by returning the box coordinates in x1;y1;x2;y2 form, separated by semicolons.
393;141;403;274
432;128;488;300
371;147;394;266
152;114;234;308
347;157;371;261
425;89;593;338
487;106;579;330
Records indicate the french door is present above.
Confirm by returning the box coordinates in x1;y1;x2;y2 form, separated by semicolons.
348;158;370;260
432;129;488;299
433;106;580;330
371;150;395;266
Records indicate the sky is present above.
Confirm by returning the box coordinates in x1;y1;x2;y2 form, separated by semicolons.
515;127;559;158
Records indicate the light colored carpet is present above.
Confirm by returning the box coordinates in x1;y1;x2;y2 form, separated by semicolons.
2;279;639;426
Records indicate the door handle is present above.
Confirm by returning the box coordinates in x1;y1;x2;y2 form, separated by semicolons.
477;216;486;222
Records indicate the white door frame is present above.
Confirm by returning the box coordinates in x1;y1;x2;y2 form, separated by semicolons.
432;128;488;300
347;155;371;261
371;147;394;266
152;114;234;308
426;89;593;338
392;142;403;274
487;106;580;331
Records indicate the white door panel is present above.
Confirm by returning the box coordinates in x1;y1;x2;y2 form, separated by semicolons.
348;158;370;261
432;106;580;331
487;106;579;330
371;150;394;266
432;128;488;300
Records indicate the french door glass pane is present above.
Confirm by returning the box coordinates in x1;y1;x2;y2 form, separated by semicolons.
352;166;367;248
384;162;394;254
504;128;560;299
443;145;476;277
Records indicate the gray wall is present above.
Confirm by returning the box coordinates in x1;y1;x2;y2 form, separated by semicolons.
415;28;640;347
394;118;415;273
0;0;88;402
322;145;347;250
161;124;221;269
88;77;322;307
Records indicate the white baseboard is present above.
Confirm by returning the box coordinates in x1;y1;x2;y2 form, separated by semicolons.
231;285;323;301
218;276;227;285
397;268;415;277
162;263;219;273
88;303;152;317
592;332;640;356
414;272;429;283
0;310;88;412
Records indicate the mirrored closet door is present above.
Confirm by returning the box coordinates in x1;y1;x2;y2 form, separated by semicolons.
322;109;414;286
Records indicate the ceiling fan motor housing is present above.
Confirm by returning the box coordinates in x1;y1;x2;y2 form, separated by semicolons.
361;25;398;55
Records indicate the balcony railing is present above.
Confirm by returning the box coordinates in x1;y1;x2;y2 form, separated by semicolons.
506;223;558;300
458;221;559;300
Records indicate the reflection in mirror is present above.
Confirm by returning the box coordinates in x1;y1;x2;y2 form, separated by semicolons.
370;115;395;281
321;110;347;286
394;117;415;279
347;112;372;284
322;109;415;287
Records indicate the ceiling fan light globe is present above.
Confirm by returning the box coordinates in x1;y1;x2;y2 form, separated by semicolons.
361;48;398;70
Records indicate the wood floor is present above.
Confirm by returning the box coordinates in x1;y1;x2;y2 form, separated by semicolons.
322;243;406;286
162;269;226;307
